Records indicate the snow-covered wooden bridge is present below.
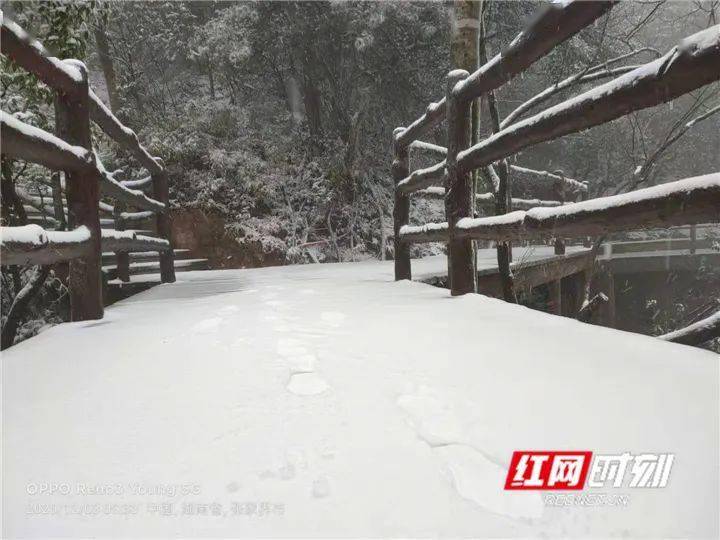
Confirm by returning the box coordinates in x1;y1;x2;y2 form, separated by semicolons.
1;2;720;536
3;255;719;538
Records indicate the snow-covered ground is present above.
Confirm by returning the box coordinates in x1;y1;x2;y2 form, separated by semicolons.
2;256;718;538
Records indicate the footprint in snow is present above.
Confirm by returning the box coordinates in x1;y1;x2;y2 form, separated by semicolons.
312;476;331;498
436;444;543;520
277;338;316;373
398;386;542;520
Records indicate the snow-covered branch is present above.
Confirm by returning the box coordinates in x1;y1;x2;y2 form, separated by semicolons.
417;185;563;209
659;309;720;346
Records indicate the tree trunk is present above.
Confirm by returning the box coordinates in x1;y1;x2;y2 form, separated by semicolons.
93;23;121;114
1;158;28;226
479;1;516;303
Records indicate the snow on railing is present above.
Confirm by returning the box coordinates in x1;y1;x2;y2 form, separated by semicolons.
392;10;720;303
456;25;720;173
0;225;171;266
0;17;176;321
400;173;720;243
1;225;92;266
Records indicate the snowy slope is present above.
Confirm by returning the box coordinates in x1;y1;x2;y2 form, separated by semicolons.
2;257;718;538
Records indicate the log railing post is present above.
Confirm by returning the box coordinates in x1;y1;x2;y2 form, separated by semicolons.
445;70;476;295
152;170;175;283
113;201;130;282
55;60;103;321
392;127;411;281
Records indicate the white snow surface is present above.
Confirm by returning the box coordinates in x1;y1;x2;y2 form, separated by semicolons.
2;257;718;538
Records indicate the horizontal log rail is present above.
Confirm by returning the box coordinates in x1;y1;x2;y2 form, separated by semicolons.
1;112;165;212
451;0;617;104
100;230;171;253
0;19;83;99
400;173;720;243
0;19;164;176
659;309;720;346
0;225;92;266
96;159;165;212
456;25;720;173
1;110;92;171
120;176;153;190
0;17;176;325
1;225;171;266
396;161;446;194
88;90;163;175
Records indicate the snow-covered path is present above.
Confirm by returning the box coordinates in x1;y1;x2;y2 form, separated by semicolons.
2;256;718;538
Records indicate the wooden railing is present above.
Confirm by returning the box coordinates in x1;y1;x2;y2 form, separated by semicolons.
0;19;175;321
392;0;720;292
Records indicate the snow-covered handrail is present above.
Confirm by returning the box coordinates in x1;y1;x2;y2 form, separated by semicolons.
0;225;171;266
451;1;618;104
409;140;447;159
1;112;165;212
120;176;153;190
88;90;163;176
0;110;93;171
394;99;447;152
0;17;177;320
1;19;163;178
100;229;171;253
0;225;93;266
95;157;165;212
396;161;446;194
0;19;84;99
457;25;720;173
400;173;720;243
393;0;617;150
659;309;720;346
